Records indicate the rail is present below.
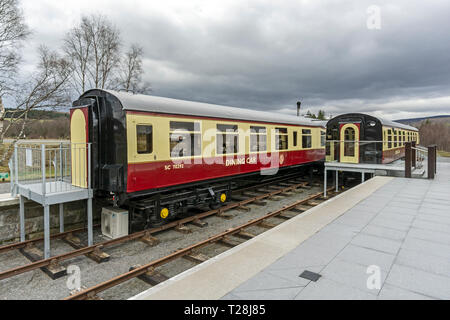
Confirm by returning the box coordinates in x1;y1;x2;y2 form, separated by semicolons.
0;179;313;281
64;188;337;300
405;142;436;179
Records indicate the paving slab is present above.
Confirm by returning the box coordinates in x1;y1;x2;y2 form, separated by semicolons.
384;264;450;299
361;224;408;241
336;244;396;272
378;284;435;300
294;278;377;300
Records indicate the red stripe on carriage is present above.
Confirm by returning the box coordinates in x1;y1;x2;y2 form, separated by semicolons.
126;149;325;193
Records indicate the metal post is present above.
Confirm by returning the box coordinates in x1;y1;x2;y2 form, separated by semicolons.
405;142;412;178
14;145;18;194
88;143;91;189
335;170;339;192
87;198;93;246
19;195;25;242
59;203;64;233
428;145;436;179
411;141;416;168
361;171;365;183
43;204;50;259
59;143;63;182
435;146;437;174
41;144;46;197
324;168;327;198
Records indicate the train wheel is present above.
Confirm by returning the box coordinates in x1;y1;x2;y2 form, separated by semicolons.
209;192;228;210
147;207;170;227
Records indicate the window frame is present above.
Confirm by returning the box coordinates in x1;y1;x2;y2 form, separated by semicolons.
302;128;312;149
250;126;267;153
387;129;392;149
320;130;326;147
216;124;240;155
169;120;202;158
136;124;153;155
275;127;289;151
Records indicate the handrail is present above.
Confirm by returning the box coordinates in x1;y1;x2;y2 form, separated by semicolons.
413;146;428;152
326;140;418;143
10;142;92;195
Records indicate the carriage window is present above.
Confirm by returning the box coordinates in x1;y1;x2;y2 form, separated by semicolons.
217;124;239;154
170;121;200;132
275;127;288;150
388;129;392;149
302;129;312;149
170;121;201;158
137;125;153;154
293;131;298;147
393;129;397;147
320;130;326;147
250;126;267;152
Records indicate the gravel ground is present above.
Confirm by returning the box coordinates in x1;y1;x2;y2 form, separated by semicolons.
0;184;326;300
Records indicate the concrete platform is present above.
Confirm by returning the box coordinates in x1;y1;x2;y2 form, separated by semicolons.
131;160;450;300
0;193;18;207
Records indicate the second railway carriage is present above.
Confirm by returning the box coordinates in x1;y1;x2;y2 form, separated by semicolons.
70;89;326;230
326;113;419;164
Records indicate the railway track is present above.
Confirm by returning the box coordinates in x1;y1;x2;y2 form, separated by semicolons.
65;187;338;300
0;174;323;282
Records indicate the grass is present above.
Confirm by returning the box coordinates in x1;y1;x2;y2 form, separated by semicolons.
437;150;450;157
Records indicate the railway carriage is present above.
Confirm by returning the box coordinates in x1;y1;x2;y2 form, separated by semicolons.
326;113;419;164
70;89;326;230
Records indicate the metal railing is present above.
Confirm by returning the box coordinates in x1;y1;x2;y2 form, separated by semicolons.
412;145;427;169
9;142;91;196
325;140;410;164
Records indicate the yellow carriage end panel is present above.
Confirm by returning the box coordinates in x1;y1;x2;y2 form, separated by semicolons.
70;108;88;188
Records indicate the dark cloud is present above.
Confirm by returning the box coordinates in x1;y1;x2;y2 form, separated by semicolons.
18;0;450;119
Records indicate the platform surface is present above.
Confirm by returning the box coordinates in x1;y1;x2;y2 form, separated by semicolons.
17;181;91;205
325;159;426;177
131;161;450;300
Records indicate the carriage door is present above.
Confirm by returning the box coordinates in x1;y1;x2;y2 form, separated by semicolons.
339;123;360;163
70;107;89;188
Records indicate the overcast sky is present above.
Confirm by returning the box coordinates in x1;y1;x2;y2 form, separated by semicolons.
17;0;450;120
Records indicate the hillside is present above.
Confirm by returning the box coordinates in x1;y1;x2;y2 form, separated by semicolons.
4;108;69;120
395;115;450;125
405;116;450;152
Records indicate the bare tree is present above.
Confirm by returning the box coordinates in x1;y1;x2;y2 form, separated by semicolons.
0;46;72;164
0;0;29;143
63;17;92;95
64;15;152;96
114;44;151;94
418;119;450;151
64;14;121;94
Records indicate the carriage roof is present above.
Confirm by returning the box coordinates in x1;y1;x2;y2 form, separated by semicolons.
101;90;324;127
